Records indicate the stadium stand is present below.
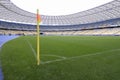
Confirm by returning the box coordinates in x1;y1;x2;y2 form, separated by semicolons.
0;0;120;35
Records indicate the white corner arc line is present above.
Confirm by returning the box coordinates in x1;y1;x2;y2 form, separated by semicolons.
24;39;66;61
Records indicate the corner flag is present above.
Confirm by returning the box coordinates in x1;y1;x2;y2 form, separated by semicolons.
37;9;41;23
36;9;41;65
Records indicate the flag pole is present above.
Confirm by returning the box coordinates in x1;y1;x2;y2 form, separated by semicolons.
37;9;40;65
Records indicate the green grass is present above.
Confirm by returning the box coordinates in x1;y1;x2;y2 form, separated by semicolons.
0;36;120;80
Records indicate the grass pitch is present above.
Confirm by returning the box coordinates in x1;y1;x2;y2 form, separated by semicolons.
0;36;120;80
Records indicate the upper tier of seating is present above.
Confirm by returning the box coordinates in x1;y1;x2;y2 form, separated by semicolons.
0;0;120;26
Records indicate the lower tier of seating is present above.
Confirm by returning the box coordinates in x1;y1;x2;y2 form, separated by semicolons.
1;27;120;36
0;29;36;35
43;27;120;36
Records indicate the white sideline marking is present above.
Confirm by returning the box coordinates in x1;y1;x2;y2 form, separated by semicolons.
42;49;120;64
25;39;37;58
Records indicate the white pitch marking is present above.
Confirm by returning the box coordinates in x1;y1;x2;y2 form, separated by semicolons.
42;49;120;64
24;38;120;65
25;39;37;58
25;39;66;61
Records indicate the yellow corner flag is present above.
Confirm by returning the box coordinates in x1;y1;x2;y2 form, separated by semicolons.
36;9;41;65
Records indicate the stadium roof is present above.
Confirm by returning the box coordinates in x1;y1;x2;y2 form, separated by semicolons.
0;0;120;25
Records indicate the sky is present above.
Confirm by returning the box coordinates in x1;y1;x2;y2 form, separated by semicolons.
11;0;113;16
